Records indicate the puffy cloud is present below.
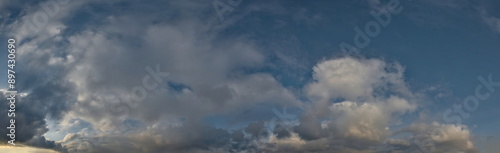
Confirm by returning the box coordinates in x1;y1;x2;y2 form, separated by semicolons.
1;0;302;152
285;57;474;153
392;122;478;153
306;57;411;102
0;0;480;153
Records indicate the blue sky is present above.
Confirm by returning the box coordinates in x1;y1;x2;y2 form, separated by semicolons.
0;0;499;152
219;0;500;141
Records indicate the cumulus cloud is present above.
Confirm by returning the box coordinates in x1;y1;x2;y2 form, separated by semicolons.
2;0;300;152
0;0;479;153
280;57;472;153
306;57;411;101
392;122;478;153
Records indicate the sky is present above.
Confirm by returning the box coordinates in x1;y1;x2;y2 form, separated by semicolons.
0;0;499;152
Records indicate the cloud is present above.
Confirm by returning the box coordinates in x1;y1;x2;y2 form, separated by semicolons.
481;14;500;33
276;57;473;153
0;144;61;153
0;0;480;153
2;0;301;152
392;122;478;153
306;57;410;101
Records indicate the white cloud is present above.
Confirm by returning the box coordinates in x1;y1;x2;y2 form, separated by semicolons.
306;57;409;101
395;122;477;153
